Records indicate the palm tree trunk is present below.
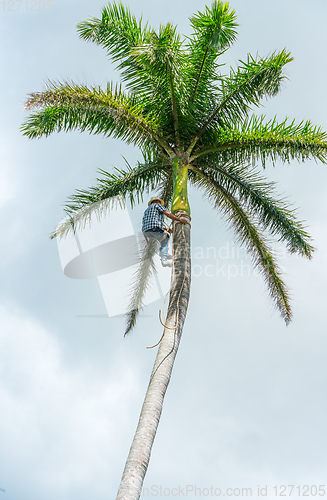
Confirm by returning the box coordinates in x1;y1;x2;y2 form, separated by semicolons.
116;211;191;500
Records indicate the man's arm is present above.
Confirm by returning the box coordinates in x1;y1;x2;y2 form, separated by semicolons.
163;210;189;225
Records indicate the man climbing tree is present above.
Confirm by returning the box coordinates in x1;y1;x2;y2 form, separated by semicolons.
142;197;189;267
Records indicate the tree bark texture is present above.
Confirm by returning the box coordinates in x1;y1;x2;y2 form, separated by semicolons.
116;211;191;500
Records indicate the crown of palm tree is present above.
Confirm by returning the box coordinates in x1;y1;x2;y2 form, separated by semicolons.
21;1;327;332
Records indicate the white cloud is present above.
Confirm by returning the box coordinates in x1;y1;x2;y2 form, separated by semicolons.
0;304;140;499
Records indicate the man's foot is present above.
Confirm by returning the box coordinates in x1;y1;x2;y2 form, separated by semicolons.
161;258;173;268
166;254;173;260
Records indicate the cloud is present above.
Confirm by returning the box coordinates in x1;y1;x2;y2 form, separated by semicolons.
0;304;140;499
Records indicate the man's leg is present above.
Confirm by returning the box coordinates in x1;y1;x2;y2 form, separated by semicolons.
159;233;170;260
143;230;172;266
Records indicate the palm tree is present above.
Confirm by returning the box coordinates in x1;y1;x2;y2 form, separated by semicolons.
21;1;327;498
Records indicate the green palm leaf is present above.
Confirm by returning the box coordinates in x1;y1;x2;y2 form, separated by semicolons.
77;3;183;140
130;23;184;145
186;0;238;107
187;49;293;154
190;161;314;257
21;81;174;153
51;158;169;239
77;3;148;84
192;115;327;166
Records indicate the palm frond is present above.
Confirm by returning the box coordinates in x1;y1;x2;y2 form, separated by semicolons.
190;162;314;258
21;81;171;151
125;236;159;335
130;23;185;145
185;0;238;106
50;158;170;239
130;23;183;84
187;49;293;153
157;171;174;207
77;3;184;139
50;196;126;240
77;3;148;85
192;115;327;166
189;167;292;323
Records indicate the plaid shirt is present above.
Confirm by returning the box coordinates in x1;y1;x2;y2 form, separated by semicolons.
142;203;167;232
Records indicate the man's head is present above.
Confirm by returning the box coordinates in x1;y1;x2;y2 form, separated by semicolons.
148;197;164;206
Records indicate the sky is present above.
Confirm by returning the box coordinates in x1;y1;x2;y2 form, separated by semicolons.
1;0;327;499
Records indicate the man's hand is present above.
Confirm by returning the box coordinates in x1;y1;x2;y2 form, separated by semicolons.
163;210;191;225
179;217;189;225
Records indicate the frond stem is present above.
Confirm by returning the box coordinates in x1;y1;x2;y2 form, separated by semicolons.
169;69;181;149
189;45;210;103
